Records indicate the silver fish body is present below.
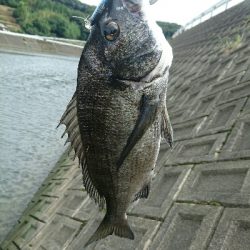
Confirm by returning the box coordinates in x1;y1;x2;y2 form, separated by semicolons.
59;0;173;246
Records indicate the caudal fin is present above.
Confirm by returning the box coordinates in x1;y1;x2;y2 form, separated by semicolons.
85;215;134;247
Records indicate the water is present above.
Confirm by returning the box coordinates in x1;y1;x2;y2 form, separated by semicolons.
0;52;79;242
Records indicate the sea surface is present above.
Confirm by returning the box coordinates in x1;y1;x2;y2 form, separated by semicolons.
0;52;79;242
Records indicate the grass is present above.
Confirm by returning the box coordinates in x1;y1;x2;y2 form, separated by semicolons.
217;32;244;55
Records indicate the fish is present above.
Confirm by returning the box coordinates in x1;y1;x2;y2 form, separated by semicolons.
58;0;173;246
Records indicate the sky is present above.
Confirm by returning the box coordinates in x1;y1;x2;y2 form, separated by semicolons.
79;0;244;25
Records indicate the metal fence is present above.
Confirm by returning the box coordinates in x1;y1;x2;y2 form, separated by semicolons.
173;0;244;38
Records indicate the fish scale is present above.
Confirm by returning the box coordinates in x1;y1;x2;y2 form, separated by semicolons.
58;0;173;246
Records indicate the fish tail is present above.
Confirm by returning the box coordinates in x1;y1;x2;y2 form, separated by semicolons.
85;214;134;247
113;218;134;240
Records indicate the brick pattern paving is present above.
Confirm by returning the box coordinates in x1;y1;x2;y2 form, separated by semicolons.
1;1;250;249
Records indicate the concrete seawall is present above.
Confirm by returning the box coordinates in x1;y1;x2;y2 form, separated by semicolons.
0;31;83;57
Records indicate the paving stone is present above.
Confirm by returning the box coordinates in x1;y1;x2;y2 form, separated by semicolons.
203;57;222;77
197;98;246;136
220;114;250;160
73;197;99;222
129;166;192;220
224;57;250;78
69;215;160;250
2;217;45;249
219;80;250;104
208;208;250;250
49;166;73;180
149;203;223;250
57;189;88;219
66;170;84;191
182;87;204;107
32;165;78;200
189;73;207;86
166;133;227;165
178;160;250;206
47;156;76;177
188;92;222;119
155;142;171;171
242;67;250;83
168;84;191;111
242;97;250;114
167;74;179;88
174;85;190;101
230;44;249;59
38;179;68;198
200;74;220;87
27;214;83;250
185;66;200;79
173;117;207;141
38;168;78;197
172;80;208;112
169;108;190;125
206;71;245;96
0;243;19;250
26;196;59;223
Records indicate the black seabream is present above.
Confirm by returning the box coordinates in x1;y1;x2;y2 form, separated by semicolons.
58;0;173;246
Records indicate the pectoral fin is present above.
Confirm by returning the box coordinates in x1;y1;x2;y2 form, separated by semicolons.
161;106;173;148
117;94;160;170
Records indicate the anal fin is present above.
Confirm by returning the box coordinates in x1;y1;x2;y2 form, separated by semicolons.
133;183;150;202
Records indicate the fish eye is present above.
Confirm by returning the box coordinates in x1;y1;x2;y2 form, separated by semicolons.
103;21;120;41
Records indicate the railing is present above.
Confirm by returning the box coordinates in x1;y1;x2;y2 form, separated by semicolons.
173;0;244;38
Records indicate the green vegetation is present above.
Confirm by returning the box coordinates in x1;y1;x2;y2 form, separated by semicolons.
0;0;94;40
0;0;181;40
219;33;243;54
0;0;19;8
157;21;181;39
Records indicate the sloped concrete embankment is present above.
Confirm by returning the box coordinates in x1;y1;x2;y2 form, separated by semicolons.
1;1;250;249
0;31;82;57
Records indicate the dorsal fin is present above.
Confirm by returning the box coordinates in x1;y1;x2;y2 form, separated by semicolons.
58;92;105;209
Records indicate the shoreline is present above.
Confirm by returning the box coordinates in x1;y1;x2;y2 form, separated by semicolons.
0;31;83;57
